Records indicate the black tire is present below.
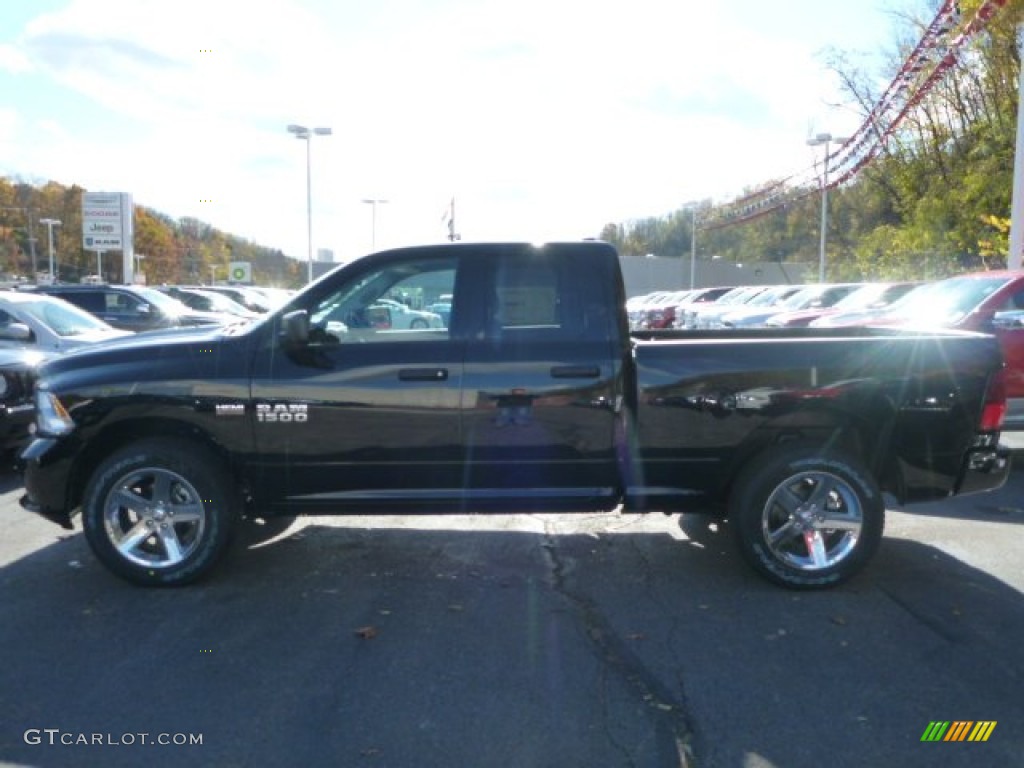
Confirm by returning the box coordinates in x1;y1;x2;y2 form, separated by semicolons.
729;442;884;589
410;318;428;329
81;438;235;586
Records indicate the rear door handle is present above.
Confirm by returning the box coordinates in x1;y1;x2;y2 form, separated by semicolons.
398;368;449;381
550;365;600;379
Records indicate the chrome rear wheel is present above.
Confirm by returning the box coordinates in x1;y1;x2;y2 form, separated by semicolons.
731;443;883;589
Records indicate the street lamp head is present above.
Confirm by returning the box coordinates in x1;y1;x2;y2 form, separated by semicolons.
808;132;850;147
288;125;331;140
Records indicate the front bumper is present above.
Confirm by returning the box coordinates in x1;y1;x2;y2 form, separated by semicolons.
19;436;78;529
19;490;74;529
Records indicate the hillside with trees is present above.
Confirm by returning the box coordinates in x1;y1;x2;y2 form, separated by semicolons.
601;0;1024;282
0;177;303;288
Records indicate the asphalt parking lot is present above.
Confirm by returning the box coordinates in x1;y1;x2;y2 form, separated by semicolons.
0;451;1021;768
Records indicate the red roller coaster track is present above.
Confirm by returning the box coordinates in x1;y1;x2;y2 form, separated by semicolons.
702;0;1010;230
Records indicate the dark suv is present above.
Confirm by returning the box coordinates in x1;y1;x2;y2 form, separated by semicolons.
33;284;233;333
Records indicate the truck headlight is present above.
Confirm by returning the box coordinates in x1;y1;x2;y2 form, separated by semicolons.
35;389;75;437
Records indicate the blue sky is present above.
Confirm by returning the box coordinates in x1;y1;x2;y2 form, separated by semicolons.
0;0;913;266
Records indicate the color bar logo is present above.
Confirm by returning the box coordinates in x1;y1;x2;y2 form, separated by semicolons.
921;721;997;742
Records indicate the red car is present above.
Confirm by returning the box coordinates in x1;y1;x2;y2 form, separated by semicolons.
864;271;1024;429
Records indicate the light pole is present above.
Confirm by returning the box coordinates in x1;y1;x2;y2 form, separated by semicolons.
689;206;697;290
361;198;388;252
682;201;700;289
287;124;332;283
39;217;61;282
807;132;848;282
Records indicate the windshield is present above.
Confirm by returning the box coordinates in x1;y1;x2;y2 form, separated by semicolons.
749;286;797;306
830;283;891;310
779;286;826;309
884;275;1011;326
193;290;251;315
19;297;116;336
133;286;191;313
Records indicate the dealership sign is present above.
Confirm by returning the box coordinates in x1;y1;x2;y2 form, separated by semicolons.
82;192;132;250
229;261;252;283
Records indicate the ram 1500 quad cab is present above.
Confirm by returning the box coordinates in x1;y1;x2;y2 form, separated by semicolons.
20;241;1011;588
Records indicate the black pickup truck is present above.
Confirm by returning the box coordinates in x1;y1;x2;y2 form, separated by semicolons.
20;242;1011;588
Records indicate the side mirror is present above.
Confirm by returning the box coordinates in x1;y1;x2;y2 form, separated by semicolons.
0;322;32;341
282;309;310;345
136;303;151;315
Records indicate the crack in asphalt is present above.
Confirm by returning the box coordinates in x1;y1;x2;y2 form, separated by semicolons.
625;535;703;762
878;585;964;644
540;532;697;768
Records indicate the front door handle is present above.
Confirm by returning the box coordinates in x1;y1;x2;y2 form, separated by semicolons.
398;368;449;381
550;365;600;379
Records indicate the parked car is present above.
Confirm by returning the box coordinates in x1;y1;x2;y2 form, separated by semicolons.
766;281;920;328
809;282;928;328
665;286;732;328
720;283;861;328
683;284;769;329
370;298;444;329
626;290;674;330
697;284;804;329
201;285;274;313
157;286;261;320
0;290;133;352
33;284;237;332
244;286;295;310
641;289;696;329
858;271;1024;428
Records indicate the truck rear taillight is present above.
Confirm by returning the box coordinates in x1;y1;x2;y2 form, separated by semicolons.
979;368;1007;432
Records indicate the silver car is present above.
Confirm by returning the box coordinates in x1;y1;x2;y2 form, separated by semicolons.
0;290;133;353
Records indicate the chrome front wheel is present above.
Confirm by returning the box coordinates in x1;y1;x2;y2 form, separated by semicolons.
82;439;234;586
101;467;208;569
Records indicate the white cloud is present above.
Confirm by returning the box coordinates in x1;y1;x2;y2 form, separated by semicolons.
0;43;31;73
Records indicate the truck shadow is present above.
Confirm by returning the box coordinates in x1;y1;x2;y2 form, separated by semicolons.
1;511;1021;768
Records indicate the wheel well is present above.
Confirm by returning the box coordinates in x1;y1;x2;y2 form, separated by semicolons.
720;386;903;503
67;419;241;513
722;420;871;504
